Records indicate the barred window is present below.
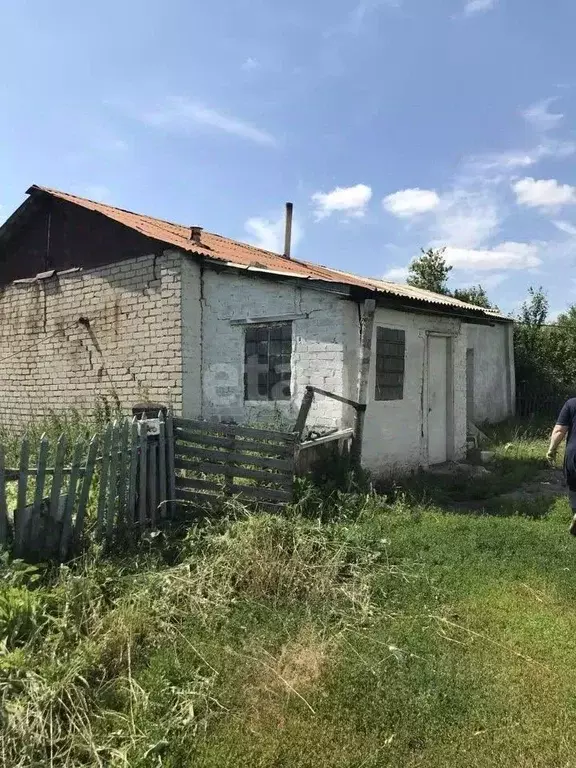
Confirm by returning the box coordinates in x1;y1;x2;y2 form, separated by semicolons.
244;323;292;401
375;327;405;401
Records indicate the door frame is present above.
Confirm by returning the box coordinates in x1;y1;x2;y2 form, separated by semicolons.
423;332;456;466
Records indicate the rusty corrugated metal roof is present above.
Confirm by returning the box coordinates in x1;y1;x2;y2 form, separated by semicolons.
26;185;509;321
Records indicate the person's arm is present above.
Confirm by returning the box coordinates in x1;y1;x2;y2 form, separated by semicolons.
547;424;568;461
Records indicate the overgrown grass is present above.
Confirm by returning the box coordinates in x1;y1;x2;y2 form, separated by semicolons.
2;419;576;767
377;417;553;506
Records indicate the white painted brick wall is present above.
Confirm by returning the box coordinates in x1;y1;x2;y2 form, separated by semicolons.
0;252;184;428
362;307;467;476
189;270;359;430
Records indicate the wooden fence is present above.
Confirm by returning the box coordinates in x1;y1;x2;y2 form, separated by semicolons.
173;417;297;512
0;412;177;561
0;411;302;561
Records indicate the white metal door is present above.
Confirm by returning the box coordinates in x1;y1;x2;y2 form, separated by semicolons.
427;336;448;465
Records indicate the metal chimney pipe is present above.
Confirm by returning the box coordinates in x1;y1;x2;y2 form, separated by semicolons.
283;202;293;258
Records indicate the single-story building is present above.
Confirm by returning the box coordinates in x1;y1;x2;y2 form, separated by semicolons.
0;185;514;475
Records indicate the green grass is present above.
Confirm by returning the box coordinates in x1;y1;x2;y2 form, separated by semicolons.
3;420;576;767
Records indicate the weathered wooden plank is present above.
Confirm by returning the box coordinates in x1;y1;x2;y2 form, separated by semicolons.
138;418;148;527
148;442;158;528
174;457;293;485
34;435;49;510
175;444;294;471
14;438;30;557
158;412;167;519
96;424;113;535
173;417;297;443
0;447;8;547
15;506;33;558
224;430;235;497
175;488;285;513
174;428;293;456
166;411;176;519
229;484;293;502
126;417;139;525
49;435;67;519
106;422;120;539
59;440;83;561
74;436;98;543
116;419;130;529
293;388;315;439
306;386;364;411
176;476;222;493
298;428;355;450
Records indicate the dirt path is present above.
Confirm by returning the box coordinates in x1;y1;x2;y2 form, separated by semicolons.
450;467;567;513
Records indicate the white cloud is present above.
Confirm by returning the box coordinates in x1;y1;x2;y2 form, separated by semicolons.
244;213;303;254
553;220;576;237
142;98;276;146
242;57;259;71
464;0;496;15
523;98;564;132
83;185;111;201
382;188;440;218
433;192;500;249
512;177;576;209
444;242;541;271
311;183;372;220
466;140;576;176
382;266;409;282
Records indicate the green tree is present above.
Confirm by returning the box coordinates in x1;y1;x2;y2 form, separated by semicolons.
407;248;452;294
513;287;557;396
452;285;497;310
407;247;496;309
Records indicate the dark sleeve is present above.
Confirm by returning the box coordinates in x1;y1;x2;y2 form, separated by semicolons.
557;401;573;427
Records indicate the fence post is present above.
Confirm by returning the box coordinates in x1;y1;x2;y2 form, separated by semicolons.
148;437;158;528
106;421;121;540
96;424;113;537
74;436;98;545
127;417;139;527
166;411;176;519
138;417;149;529
116;419;130;531
0;447;7;548
158;411;167;519
293;388;314;440
59;440;83;561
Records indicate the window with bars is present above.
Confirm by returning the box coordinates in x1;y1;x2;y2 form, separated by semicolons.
244;323;292;401
375;327;405;401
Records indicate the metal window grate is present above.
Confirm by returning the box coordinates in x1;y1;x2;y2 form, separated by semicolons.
244;323;292;401
375;327;405;401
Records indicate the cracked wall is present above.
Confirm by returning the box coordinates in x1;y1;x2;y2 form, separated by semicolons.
0;252;183;428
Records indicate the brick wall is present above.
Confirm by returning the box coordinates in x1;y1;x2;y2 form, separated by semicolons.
191;269;360;429
0;252;183;428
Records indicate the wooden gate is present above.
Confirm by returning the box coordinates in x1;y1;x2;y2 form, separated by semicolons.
173;417;297;512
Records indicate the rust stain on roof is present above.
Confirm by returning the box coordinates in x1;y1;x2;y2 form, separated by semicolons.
27;185;509;320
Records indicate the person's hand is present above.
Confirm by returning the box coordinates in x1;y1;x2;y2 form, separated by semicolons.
547;448;557;464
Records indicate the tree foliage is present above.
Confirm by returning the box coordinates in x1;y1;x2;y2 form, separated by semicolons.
407;248;452;295
452;285;495;309
407;247;497;309
514;287;576;399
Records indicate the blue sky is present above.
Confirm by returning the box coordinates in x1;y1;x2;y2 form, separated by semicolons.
2;0;576;315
